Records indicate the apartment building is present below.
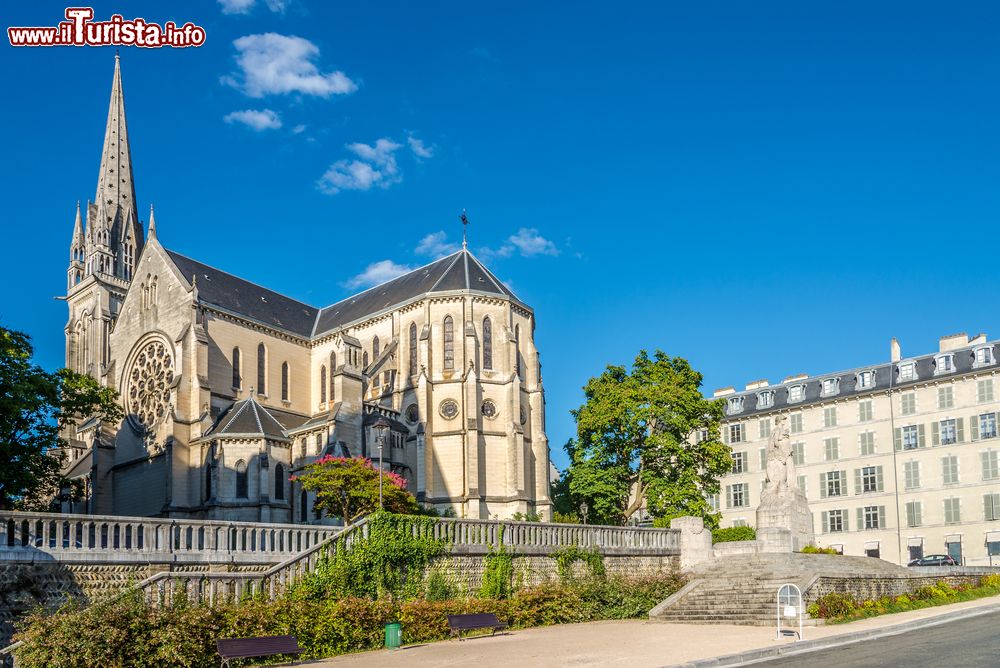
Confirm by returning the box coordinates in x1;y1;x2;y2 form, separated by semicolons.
714;332;1000;566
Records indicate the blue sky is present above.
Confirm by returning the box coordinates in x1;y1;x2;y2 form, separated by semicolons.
3;1;1000;471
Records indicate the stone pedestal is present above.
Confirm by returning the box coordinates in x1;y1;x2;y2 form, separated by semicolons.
670;516;713;571
756;488;814;552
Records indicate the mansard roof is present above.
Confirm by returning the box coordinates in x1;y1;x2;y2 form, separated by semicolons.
208;395;289;439
163;247;520;340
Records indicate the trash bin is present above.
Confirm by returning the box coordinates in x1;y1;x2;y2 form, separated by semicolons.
385;621;402;649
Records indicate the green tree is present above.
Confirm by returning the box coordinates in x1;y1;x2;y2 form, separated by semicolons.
0;327;123;510
566;350;730;526
293;455;419;523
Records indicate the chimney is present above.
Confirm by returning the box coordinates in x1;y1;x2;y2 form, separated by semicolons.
713;387;735;397
939;332;970;352
744;379;769;391
890;338;901;363
783;374;808;383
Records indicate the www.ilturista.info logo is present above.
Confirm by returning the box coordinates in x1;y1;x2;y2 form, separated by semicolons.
8;7;206;48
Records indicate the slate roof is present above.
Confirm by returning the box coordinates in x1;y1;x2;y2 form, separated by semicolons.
721;339;998;420
207;395;290;439
164;248;519;340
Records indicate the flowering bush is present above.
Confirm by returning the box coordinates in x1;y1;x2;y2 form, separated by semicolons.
810;577;1000;622
294;455;418;522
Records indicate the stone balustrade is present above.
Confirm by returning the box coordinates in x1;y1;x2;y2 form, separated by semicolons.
0;511;340;565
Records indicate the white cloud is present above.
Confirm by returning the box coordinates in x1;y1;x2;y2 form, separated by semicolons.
415;231;459;258
292;124;306;134
507;227;559;256
224;33;357;98
344;259;413;290
218;0;286;14
223;108;282;130
407;135;434;159
317;138;402;194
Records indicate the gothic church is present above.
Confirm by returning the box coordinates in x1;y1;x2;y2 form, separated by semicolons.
61;57;551;523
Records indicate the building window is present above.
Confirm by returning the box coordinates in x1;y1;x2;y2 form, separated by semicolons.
329;352;336;399
757;391;773;408
985;493;1000;521
758;418;771;440
822;509;847;533
235;460;248;499
822;378;839;396
861;505;884;530
256;343;266;395
482;317;493;370
944;497;961;524
942;455;959;485
935;354;954;374
281;362;289;401
299;438;307;459
372;336;380;361
979;379;995;403
788;385;804;403
858;399;873;422
409;323;418;376
443;316;455;371
315;433;324;453
900;392;916;415
899;424;921;450
905;501;922;527
904;461;920;490
790;413;803;434
822;470;846;498
982;450;999;481
980;413;998;440
938;418;958;445
856;370;874;389
792;442;805;466
859;431;876;456
363;351;369;369
823;437;840;461
796;475;807;492
300;490;309;522
205;462;212;500
728;396;744;414
858;465;881;493
731;451;747;474
232;347;242;390
898;362;916;382
938;386;954;409
974;346;995;367
320;365;327;403
706;493;720;512
728;424;744;444
726;483;748;508
514;324;521;377
823;406;837;428
274;464;285;500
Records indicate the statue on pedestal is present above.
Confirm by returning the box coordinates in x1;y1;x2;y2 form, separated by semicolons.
756;415;814;551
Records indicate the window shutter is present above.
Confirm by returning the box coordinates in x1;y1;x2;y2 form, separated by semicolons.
985;495;992;521
918;424;926;448
843;513;849;532
894;428;902;451
878;506;886;528
723;427;729;445
726;485;733;508
982;452;991;480
931;422;939;446
819;473;828;499
840;470;848;490
854;468;862;495
876;465;884;492
957;418;965;443
971;416;979;442
760;448;767;471
856;507;864;530
821;511;829;534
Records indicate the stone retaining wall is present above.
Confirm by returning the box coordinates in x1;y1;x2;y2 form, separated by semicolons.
805;572;991;604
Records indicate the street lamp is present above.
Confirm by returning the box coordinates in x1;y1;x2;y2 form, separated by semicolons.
579;501;589;525
372;416;390;510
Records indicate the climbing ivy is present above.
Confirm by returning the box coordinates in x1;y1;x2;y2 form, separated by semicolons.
479;526;515;599
552;546;606;580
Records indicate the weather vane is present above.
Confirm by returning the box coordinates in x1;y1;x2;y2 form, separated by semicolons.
460;209;469;249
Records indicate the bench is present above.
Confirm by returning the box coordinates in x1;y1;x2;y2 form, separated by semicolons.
447;613;508;640
216;635;303;668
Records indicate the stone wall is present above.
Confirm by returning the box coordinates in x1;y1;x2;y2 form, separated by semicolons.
805;570;990;604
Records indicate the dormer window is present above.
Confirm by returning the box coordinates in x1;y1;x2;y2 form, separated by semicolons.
974;346;995;368
788;385;804;403
935;354;954;375
757;391;774;408
822;378;840;396
728;396;745;415
856;370;875;390
898;362;916;382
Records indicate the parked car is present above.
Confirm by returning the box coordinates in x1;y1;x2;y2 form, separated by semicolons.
907;554;957;567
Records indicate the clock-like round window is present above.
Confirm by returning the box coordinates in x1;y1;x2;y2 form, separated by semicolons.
481;400;498;419
405;403;420;424
439;399;459;420
125;338;174;433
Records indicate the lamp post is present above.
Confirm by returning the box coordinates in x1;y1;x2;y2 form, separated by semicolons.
580;501;589;525
373;416;390;510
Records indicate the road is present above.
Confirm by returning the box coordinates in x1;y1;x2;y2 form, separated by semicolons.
758;609;1000;667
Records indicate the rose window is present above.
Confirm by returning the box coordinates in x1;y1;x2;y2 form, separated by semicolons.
125;339;174;432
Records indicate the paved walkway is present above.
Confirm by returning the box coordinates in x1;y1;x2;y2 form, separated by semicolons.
302;594;1000;668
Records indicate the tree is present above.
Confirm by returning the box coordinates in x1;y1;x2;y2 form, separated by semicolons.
0;327;123;510
293;455;419;523
566;350;731;526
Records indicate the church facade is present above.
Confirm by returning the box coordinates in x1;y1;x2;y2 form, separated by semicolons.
60;57;552;523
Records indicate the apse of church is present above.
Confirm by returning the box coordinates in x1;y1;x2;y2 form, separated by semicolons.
59;57;552;523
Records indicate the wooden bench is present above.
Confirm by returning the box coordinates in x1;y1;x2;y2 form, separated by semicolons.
447;613;508;640
216;635;303;668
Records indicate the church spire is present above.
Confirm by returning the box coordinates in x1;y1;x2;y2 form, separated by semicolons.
95;53;138;226
148;204;156;239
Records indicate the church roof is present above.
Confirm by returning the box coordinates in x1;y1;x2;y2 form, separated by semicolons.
208;395;289;439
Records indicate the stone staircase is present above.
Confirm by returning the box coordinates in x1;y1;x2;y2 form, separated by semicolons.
650;552;910;626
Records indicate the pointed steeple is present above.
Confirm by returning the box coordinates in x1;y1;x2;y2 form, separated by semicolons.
95;54;138;223
148;203;156;240
71;201;84;247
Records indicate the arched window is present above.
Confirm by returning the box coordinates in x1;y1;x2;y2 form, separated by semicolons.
373;336;380;360
443;316;454;370
483;316;493;370
299;438;307;459
300;489;308;522
235;460;248;499
363;351;369;369
329;352;336;399
514;324;521;377
257;343;266;394
316;433;324;451
232;348;242;389
274;464;285;500
281;362;289;401
205;462;212;501
409;322;418;376
320;365;327;403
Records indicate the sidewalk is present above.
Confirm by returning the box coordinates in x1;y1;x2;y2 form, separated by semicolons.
302;594;1000;668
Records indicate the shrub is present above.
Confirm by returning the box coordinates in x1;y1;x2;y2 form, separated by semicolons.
980;574;1000;589
712;526;756;543
800;544;840;555
813;592;857;618
424;568;457;602
552;546;606;580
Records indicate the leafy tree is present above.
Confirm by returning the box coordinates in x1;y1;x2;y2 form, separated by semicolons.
0;327;123;510
293;455;418;523
566;350;730;526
